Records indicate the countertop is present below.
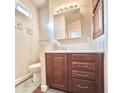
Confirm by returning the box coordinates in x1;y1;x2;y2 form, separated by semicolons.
45;50;104;53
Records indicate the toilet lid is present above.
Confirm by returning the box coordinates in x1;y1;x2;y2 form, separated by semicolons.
29;63;41;68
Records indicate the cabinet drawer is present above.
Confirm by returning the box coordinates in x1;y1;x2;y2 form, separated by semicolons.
72;70;95;80
72;78;96;93
71;54;96;62
72;62;95;72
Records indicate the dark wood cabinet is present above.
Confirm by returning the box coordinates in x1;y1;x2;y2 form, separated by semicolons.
68;53;104;93
72;78;96;93
46;53;104;93
46;53;68;91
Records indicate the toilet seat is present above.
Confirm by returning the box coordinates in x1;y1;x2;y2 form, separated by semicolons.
29;63;41;69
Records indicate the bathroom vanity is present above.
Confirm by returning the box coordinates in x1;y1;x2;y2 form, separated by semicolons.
45;51;104;93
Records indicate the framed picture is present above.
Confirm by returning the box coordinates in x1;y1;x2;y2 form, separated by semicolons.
15;21;22;30
26;27;33;35
92;0;99;13
93;1;104;39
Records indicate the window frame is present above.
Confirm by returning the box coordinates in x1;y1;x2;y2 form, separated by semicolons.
15;1;32;19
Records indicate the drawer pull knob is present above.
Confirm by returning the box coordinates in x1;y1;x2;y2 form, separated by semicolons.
77;74;89;77
78;85;89;89
77;65;89;68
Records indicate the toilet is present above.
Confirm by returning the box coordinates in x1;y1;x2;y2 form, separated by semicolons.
29;62;41;82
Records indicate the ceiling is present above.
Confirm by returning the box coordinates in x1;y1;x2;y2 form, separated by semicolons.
30;0;48;7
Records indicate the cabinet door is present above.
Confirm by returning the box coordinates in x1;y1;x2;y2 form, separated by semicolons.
46;53;68;91
68;53;104;93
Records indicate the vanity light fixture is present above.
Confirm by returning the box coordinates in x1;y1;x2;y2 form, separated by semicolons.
56;3;78;14
64;7;68;10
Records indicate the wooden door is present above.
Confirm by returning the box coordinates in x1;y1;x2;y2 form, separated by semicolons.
46;53;68;91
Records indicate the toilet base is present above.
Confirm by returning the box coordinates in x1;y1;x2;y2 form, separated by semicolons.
32;72;41;82
41;85;49;92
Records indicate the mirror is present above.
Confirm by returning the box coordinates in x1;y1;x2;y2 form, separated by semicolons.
54;8;82;40
65;9;81;38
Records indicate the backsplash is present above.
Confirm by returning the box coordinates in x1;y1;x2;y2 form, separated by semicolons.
57;43;94;50
40;40;104;51
39;40;57;51
39;39;104;51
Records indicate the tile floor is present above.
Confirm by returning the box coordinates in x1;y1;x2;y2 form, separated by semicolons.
47;89;65;93
15;77;65;93
15;77;41;93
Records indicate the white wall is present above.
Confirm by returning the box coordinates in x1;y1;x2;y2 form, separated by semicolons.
38;3;51;41
15;0;40;79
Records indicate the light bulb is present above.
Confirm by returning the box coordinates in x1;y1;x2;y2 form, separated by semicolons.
74;4;78;8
